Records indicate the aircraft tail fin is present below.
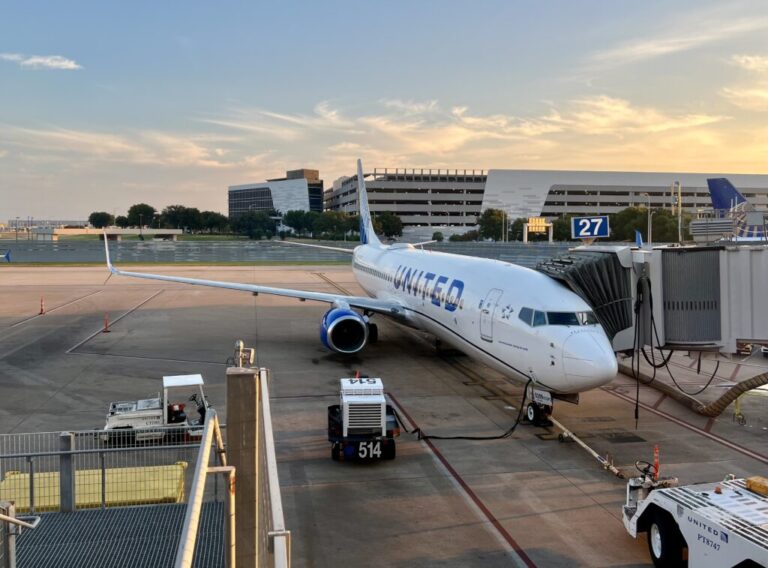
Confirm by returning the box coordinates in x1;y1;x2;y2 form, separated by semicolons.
635;230;644;248
707;178;747;211
2;250;10;263
357;159;381;246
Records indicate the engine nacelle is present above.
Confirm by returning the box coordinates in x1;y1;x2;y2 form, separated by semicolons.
320;307;369;354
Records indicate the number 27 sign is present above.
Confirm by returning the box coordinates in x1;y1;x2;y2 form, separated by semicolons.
571;216;610;239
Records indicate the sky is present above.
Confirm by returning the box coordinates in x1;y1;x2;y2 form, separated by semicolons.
1;0;767;219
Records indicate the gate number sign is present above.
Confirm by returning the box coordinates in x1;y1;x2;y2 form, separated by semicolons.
571;216;610;239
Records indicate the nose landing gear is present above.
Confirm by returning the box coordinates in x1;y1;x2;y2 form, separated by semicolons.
526;401;553;427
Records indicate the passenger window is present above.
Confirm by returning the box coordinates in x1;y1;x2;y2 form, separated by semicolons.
518;307;533;326
533;311;547;327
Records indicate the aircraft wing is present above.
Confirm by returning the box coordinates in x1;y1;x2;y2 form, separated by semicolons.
103;238;404;316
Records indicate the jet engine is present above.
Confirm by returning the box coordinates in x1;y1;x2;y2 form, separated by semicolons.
320;307;369;354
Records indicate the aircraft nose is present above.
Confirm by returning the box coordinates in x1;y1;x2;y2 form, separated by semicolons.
562;332;618;390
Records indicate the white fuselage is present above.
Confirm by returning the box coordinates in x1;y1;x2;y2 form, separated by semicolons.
351;243;617;394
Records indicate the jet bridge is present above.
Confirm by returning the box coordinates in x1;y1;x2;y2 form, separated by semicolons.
537;243;768;355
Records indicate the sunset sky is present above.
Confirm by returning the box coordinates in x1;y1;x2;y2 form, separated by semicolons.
1;0;767;218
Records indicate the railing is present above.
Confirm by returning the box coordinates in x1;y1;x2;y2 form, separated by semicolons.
0;502;40;568
0;427;207;513
260;369;290;567
174;409;232;568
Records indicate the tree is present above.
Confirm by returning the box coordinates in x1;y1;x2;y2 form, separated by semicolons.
160;205;204;232
509;218;525;241
127;203;156;227
449;230;480;242
200;211;229;233
478;208;504;240
609;206;684;243
313;211;348;239
88;211;114;229
432;231;444;242
376;212;403;237
345;215;360;236
282;210;308;235
303;211;320;236
552;216;573;241
232;211;276;239
115;215;129;228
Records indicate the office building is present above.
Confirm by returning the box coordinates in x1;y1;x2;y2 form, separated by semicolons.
228;169;324;217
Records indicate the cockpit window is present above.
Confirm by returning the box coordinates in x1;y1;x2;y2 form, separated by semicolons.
547;311;598;326
518;307;533;326
532;310;547;327
578;311;599;325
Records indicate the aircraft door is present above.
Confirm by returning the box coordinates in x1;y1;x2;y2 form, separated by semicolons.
480;288;503;342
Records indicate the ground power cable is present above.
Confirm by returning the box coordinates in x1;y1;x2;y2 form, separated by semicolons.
400;378;533;441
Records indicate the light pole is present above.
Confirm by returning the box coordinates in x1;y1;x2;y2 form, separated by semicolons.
139;213;144;240
642;193;653;246
15;216;19;242
675;181;682;243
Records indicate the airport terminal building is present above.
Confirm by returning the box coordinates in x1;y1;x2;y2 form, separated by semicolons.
228;168;324;217
324;168;768;236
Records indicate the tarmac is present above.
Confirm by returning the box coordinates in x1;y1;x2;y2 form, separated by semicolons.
1;264;766;567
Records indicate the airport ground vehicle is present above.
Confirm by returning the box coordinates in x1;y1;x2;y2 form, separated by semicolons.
102;374;210;444
623;463;768;567
327;377;399;461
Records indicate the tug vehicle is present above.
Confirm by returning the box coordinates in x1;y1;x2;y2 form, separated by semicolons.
327;377;400;461
623;461;768;567
102;374;210;444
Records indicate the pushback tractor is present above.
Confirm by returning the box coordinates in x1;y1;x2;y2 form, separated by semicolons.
327;377;400;461
623;463;768;567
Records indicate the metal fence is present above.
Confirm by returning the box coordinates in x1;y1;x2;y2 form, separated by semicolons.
0;427;211;513
0;503;6;568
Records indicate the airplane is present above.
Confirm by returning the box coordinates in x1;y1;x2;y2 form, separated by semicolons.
103;160;618;421
707;178;766;240
2;250;9;263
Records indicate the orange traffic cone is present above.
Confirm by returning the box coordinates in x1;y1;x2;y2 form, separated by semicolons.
103;312;111;333
39;297;45;315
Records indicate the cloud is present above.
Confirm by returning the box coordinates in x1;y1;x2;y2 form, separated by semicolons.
731;54;768;73
2;125;243;168
2;94;761;219
0;52;82;70
722;54;768;111
588;15;768;69
721;86;768;111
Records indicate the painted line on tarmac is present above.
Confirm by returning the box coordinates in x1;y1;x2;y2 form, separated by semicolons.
68;351;227;366
312;272;352;295
65;290;164;354
8;290;104;328
604;387;768;465
388;392;537;568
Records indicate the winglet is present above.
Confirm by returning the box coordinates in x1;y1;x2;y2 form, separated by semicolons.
103;234;118;274
357;159;381;247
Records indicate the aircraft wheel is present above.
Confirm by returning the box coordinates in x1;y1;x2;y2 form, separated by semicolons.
331;443;340;461
526;403;539;424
